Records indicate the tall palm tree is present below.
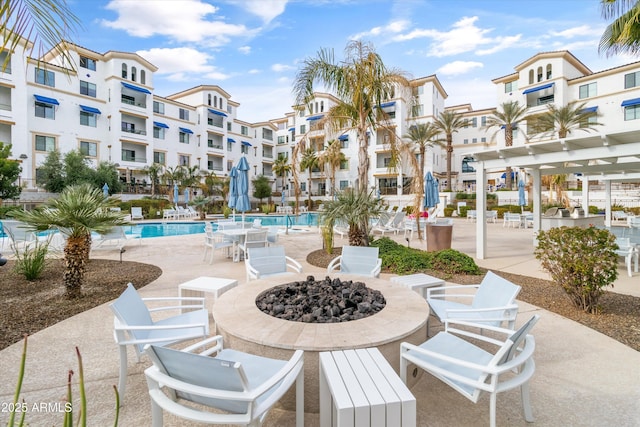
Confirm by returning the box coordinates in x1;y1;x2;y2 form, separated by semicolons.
434;110;465;192
599;0;640;56
293;40;410;193
10;184;128;299
272;155;291;198
1;0;81;72
300;147;319;209
535;101;602;139
143;162;164;197
484;101;529;189
162;165;185;203
319;139;346;197
400;122;441;239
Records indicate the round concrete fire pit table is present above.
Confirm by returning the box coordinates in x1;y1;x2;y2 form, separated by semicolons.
213;273;428;413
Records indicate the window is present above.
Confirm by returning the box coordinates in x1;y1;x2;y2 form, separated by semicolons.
153;101;164;114
208;94;212;106
300;182;306;192
227;141;233;152
80;141;97;157
131;66;137;82
35;102;54;119
411;104;424;117
80;81;96;97
0;51;11;73
80;111;97;127
140;70;146;85
481;137;487;143
340;159;349;170
472;138;477;144
153;151;165;164
625;105;640;121
340;139;349;149
625;71;640;89
463;139;469;144
121;63;127;79
121;94;135;105
35;68;54;87
80;56;96;71
262;128;273;140
339;180;349;190
208;115;223;128
35;135;55;152
121;122;135;133
481;116;487;126
277;136;286;144
227;105;233;114
528;69;534;85
227;122;232;131
504;81;517;93
122;149;135;161
179;108;189;121
462;157;475;173
472;117;477;127
179;155;190;166
241;125;249;136
412;85;424;96
300;124;306;134
179;131;190;143
579;82;597;99
241;144;249;154
546;64;552;79
537;66;543;82
153;126;165;139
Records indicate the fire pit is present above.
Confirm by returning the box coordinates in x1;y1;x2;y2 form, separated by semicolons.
214;274;428;413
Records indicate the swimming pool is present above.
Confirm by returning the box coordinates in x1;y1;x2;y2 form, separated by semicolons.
241;213;319;227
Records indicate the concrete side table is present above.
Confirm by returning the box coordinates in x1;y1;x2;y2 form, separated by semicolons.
390;273;445;299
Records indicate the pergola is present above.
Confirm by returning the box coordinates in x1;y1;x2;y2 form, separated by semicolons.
470;129;640;259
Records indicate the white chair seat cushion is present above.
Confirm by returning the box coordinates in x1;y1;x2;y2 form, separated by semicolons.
428;299;502;325
411;332;493;398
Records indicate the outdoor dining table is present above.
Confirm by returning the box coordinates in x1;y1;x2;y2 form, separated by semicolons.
218;227;263;262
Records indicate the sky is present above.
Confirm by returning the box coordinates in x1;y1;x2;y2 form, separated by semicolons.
65;0;632;123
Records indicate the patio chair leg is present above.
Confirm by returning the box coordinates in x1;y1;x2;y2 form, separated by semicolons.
521;382;535;422
118;345;128;401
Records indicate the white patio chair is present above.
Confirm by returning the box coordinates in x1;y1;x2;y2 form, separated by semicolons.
403;218;419;240
162;208;176;220
144;336;304;427
109;283;209;399
503;212;522;228
203;228;234;264
629;216;640;229
91;226;127;253
245;245;303;281
252;218;262;228
333;219;348;239
400;315;540;427
426;271;521;335
372;211;404;235
615;237;638;277
131;206;144;220
186;205;199;218
327;245;382;278
266;226;279;245
237;229;268;261
0;220;36;253
486;210;498;223
467;210;477;222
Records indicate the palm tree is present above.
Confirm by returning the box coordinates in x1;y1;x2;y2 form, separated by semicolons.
434;110;465;191
300;147;319;209
320;188;384;246
484;101;529;189
400;122;441;239
293;40;410;193
272;155;291;199
599;0;640;56
10;184;128;299
162;165;185;203
143;162;164;197
1;0;81;72
535;101;602;139
318;139;346;197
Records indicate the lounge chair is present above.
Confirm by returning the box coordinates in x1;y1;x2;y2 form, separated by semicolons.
372;211;405;235
327;245;382;278
245;245;303;281
131;207;144;220
109;283;209;399
400;315;540;427
144;336;304;427
426;271;521;335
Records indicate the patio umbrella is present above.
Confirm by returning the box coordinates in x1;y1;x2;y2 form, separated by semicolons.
102;183;109;198
228;166;238;220
235;156;251;222
518;176;526;211
173;183;179;205
184;187;190;205
424;171;439;209
281;191;285;207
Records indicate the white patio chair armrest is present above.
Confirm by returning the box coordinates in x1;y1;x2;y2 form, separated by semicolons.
426;284;480;298
443;318;516;338
285;256;303;273
373;258;382;277
327;255;342;273
114;322;208;333
246;261;260;280
147;303;205;313
142;296;206;304
443;303;519;315
181;335;224;356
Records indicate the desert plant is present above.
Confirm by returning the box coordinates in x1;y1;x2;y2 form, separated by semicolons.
320;189;385;246
223;206;232;218
13;239;49;280
321;218;334;254
534;226;618;314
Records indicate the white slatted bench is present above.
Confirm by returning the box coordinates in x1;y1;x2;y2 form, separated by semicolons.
319;348;416;427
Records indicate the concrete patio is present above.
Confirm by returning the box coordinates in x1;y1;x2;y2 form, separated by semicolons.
0;218;638;426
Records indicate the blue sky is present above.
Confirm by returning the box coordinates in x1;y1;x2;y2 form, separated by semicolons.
67;0;630;123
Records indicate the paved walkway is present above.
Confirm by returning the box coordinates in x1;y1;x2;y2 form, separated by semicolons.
0;218;638;426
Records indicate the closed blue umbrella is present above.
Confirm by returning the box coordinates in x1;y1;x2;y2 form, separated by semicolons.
184;187;190;205
281;190;285;207
424;171;439;209
173;183;179;205
102;183;109;198
228;166;238;220
518;177;526;209
236;156;251;222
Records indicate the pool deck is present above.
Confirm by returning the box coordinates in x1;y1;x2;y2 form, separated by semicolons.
0;218;638;426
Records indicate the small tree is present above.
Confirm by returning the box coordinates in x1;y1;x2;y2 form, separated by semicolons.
534;226;618;314
252;175;272;205
39;149;65;192
0;142;22;202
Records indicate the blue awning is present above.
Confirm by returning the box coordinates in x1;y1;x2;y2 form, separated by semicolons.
208;108;227;117
33;94;59;105
522;82;554;94
121;82;151;94
288;127;295;131
378;101;396;108
153;121;169;129
581;106;598;113
79;105;101;114
227;138;236;143
241;141;252;146
501;172;516;179
179;127;193;134
306;114;324;121
621;98;640;107
338;135;349;141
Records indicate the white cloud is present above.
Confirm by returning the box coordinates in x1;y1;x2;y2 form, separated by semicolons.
350;19;410;40
437;61;484;76
548;25;595;39
102;0;248;46
443;77;495;111
136;47;230;82
234;0;289;24
248;69;261;74
238;46;251;54
271;63;295;72
476;35;522;55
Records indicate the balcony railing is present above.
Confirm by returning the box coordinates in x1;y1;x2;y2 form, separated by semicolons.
122;126;147;136
121;97;146;108
121;154;147;163
0;103;11;111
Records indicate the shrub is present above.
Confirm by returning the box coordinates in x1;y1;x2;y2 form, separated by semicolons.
443;207;454;217
534;226;618;314
431;249;481;275
13;240;49;280
223;206;232;218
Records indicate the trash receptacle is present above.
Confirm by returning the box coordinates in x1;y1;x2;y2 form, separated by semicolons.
426;223;453;251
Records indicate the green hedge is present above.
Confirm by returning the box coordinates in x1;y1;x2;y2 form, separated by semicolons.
119;198;173;220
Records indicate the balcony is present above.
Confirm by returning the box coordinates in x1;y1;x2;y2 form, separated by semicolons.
121;96;146;108
121;124;147;136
